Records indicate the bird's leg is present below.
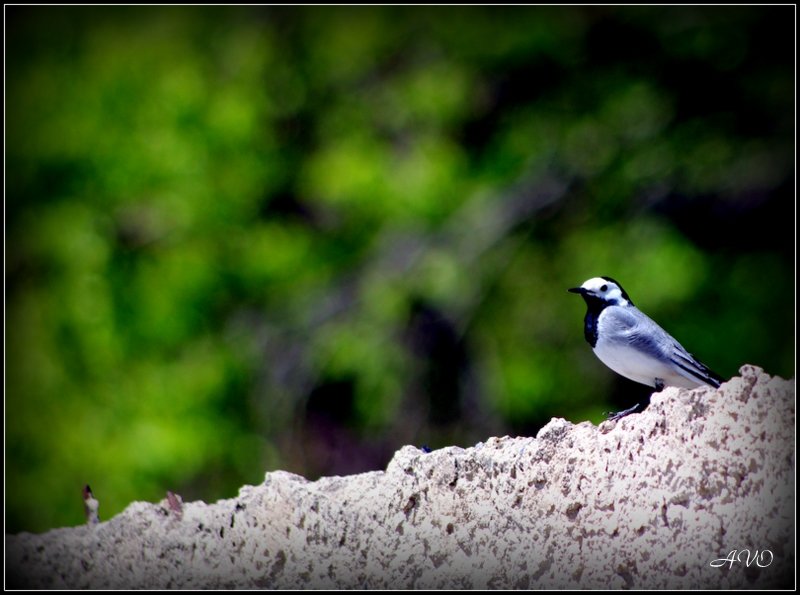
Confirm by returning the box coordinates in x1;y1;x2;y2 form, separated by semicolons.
653;378;665;392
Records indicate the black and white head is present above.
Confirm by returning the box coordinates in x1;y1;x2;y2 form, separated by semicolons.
568;276;633;308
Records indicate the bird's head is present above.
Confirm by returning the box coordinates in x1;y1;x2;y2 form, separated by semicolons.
568;276;633;307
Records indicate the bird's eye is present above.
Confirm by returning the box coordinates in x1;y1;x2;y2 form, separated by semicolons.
600;284;608;292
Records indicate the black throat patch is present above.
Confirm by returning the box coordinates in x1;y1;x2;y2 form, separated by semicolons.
583;307;601;348
579;294;609;348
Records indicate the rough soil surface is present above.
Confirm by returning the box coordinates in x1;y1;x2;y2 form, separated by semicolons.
6;365;795;589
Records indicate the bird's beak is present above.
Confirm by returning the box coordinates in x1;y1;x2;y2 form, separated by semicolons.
568;287;586;294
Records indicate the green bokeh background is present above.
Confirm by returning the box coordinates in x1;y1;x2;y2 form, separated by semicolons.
6;6;794;533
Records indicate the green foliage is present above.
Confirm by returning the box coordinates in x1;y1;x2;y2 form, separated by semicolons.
6;6;794;533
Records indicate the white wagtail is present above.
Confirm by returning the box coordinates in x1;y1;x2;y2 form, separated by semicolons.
569;276;723;420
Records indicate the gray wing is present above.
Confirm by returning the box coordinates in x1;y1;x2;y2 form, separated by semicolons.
666;333;723;388
606;306;722;388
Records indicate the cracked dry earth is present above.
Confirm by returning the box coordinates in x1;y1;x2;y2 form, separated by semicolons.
6;365;795;589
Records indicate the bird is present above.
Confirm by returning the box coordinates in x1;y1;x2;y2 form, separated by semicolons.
568;276;723;420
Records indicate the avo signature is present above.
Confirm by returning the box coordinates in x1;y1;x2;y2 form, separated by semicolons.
710;549;773;569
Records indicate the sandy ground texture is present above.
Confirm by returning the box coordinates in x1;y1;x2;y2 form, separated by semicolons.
6;365;795;589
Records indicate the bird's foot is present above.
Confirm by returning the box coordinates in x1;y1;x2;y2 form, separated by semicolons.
606;393;652;422
606;402;645;421
654;378;666;392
